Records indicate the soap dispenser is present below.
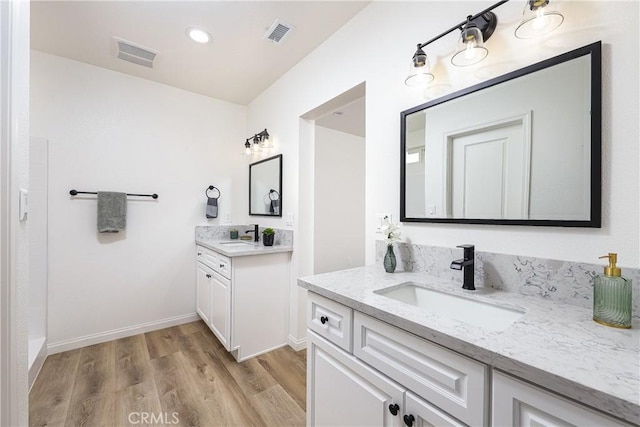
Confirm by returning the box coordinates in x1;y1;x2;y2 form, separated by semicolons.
593;253;631;329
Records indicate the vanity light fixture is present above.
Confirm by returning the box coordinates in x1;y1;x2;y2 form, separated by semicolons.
405;0;565;86
243;129;271;155
404;0;506;86
514;0;564;39
186;27;212;44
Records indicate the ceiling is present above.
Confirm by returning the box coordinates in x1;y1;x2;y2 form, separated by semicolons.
30;1;370;106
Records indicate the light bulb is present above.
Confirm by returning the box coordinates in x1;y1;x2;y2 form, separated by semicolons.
186;28;212;44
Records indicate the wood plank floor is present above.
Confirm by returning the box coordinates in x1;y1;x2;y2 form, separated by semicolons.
30;321;307;427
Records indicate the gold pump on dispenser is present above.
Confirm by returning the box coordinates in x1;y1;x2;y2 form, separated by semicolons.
593;253;631;328
599;253;621;277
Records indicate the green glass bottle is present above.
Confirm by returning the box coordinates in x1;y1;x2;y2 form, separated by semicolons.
593;253;632;329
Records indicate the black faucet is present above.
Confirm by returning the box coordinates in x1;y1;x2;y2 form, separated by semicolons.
450;244;475;290
245;224;259;242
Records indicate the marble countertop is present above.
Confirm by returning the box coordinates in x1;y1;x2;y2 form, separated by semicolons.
298;266;640;425
196;238;293;257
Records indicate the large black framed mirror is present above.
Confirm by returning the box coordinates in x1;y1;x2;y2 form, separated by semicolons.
401;41;601;227
249;154;282;217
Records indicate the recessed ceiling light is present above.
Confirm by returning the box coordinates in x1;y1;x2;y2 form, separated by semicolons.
186;27;212;44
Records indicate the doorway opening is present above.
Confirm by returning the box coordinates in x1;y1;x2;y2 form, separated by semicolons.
300;83;366;274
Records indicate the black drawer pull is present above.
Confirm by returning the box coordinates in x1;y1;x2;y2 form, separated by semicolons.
389;403;399;416
219;264;225;269
320;316;329;325
403;414;415;427
206;274;211;278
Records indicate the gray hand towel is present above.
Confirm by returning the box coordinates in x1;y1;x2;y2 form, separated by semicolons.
270;199;279;215
206;197;218;218
97;192;127;233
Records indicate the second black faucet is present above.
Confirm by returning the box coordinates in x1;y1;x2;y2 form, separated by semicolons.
450;244;475;290
245;224;260;242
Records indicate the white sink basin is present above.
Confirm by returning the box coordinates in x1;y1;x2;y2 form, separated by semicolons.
375;282;524;332
219;241;254;248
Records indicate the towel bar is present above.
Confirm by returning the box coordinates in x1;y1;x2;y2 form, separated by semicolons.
69;189;158;199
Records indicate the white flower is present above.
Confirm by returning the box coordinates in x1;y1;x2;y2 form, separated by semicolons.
380;216;401;246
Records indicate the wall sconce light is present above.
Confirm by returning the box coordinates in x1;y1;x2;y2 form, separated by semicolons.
405;45;435;86
451;13;497;67
243;129;271;155
514;0;564;39
405;0;564;86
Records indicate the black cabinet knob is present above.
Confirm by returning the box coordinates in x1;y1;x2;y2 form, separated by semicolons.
403;414;415;427
388;403;399;416
197;252;202;256
219;264;224;269
320;316;329;325
206;274;211;278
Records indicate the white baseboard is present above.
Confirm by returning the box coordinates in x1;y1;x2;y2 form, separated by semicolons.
28;338;47;391
288;334;307;351
47;313;200;355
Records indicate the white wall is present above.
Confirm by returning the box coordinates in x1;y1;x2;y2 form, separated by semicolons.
247;1;640;342
28;137;48;386
314;125;365;274
30;51;247;350
0;0;30;423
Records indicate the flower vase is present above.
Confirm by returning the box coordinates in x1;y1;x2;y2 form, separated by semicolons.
384;245;396;273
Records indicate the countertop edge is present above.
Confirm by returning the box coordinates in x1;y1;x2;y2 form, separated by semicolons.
298;278;640;426
196;239;293;257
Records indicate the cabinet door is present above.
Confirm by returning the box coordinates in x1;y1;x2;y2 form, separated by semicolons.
353;312;487;426
404;392;465;427
196;263;213;325
492;372;629;427
210;270;231;351
308;332;404;427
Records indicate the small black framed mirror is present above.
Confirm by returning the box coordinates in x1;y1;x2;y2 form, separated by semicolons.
401;41;601;227
249;154;282;217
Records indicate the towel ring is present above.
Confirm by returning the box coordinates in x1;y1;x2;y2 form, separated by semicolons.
206;185;220;199
269;189;280;201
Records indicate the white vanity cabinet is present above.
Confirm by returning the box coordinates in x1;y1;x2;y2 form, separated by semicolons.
307;291;631;427
196;247;231;348
492;372;630;427
307;292;478;427
196;244;290;361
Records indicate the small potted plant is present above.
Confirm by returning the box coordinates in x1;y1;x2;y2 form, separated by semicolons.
262;227;275;246
229;228;239;239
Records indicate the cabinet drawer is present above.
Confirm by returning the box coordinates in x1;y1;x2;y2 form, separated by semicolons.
196;245;218;269
214;253;231;279
492;372;630;427
307;292;353;352
196;245;231;279
353;312;487;426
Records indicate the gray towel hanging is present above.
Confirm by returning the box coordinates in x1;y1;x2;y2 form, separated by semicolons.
97;191;127;233
206;197;218;218
205;186;220;219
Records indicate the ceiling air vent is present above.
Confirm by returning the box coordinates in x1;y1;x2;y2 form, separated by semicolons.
264;20;294;44
112;37;159;68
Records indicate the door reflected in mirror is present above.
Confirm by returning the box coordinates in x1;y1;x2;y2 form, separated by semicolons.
401;42;601;227
249;154;282;217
